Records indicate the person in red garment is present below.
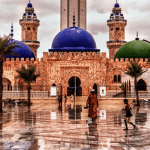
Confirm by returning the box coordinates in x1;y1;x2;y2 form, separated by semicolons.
85;89;98;123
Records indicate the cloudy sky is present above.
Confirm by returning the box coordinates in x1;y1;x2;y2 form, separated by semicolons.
0;0;150;58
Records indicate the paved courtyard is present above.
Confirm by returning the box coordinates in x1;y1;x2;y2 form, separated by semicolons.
0;98;150;150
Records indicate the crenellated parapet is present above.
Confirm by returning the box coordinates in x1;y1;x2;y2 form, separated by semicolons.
113;58;149;62
45;51;106;60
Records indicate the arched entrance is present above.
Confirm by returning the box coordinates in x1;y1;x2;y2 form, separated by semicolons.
67;76;82;96
137;79;147;91
3;78;11;91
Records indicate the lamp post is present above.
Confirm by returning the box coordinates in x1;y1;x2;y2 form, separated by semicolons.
74;76;76;122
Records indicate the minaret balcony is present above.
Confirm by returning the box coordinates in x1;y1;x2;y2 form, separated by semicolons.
107;41;127;44
22;40;40;44
107;19;127;22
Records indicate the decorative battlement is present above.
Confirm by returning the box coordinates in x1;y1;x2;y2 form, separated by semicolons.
5;57;37;62
44;51;106;60
113;58;149;62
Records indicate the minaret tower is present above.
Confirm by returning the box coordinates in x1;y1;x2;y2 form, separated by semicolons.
107;1;127;60
19;1;40;58
61;0;86;30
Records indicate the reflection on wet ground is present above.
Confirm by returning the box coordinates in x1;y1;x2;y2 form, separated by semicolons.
0;99;150;150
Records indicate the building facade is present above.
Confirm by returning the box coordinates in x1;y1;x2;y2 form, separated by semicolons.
2;2;150;98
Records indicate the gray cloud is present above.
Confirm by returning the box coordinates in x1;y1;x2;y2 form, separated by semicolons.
88;23;108;35
87;0;128;14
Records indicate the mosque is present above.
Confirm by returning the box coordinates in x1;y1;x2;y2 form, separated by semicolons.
2;1;150;98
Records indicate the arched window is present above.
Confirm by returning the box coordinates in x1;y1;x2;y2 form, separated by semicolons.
137;79;147;91
118;75;121;83
52;83;56;86
114;75;117;83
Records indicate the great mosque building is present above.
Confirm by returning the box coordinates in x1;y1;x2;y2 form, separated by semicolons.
2;1;150;98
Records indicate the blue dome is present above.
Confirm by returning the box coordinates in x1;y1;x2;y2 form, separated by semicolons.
28;12;31;15
27;3;32;8
121;14;123;16
116;12;119;15
114;3;119;7
50;27;99;52
4;39;35;60
23;13;26;16
111;13;113;16
33;13;36;16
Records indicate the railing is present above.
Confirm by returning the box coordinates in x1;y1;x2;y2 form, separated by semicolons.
3;91;49;98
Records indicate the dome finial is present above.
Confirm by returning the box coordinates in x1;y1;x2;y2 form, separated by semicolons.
73;8;75;27
136;31;139;40
10;23;14;39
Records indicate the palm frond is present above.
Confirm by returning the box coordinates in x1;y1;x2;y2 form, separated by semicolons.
16;65;40;83
0;35;20;57
125;61;146;78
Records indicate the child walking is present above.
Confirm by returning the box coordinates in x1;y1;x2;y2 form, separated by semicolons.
122;99;136;130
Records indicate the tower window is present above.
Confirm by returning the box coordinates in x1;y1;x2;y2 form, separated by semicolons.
114;75;117;83
27;27;31;30
33;27;36;31
118;75;121;83
64;9;65;11
111;28;113;31
116;27;119;30
122;28;124;31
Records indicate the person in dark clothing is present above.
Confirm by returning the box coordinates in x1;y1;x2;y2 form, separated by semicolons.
58;95;62;107
122;99;136;130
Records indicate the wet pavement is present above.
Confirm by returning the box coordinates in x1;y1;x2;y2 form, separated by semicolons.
0;98;150;150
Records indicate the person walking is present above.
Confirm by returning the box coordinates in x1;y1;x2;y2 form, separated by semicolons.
122;99;136;130
64;94;67;103
85;89;98;123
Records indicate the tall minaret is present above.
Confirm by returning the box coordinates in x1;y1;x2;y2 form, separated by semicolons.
107;1;127;60
19;1;40;58
61;0;86;30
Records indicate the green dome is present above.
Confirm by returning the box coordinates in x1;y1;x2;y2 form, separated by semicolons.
115;39;150;59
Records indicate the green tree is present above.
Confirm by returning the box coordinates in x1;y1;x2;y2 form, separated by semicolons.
16;65;40;106
125;61;146;106
0;35;20;112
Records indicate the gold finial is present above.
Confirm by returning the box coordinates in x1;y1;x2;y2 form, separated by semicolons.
73;8;75;27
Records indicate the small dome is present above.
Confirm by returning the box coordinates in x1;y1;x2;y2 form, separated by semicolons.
114;3;119;7
33;13;36;16
28;12;31;15
50;27;99;52
4;39;35;60
23;13;26;16
121;14;123;16
116;12;119;15
115;39;150;59
27;3;32;8
111;13;113;16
